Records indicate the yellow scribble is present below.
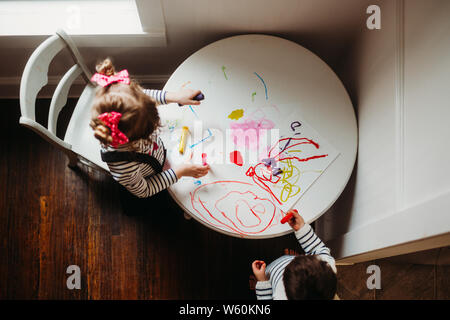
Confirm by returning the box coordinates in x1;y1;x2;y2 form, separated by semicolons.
228;109;244;120
278;159;302;202
269;157;323;203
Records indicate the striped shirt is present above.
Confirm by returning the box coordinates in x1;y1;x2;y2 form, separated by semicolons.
103;89;178;198
255;223;336;300
142;89;168;105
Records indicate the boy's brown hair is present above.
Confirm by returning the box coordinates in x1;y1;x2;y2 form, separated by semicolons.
90;58;160;146
283;255;337;300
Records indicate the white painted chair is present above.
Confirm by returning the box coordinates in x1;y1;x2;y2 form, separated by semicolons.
19;29;109;172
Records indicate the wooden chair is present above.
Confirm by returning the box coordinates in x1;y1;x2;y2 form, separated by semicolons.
19;29;108;172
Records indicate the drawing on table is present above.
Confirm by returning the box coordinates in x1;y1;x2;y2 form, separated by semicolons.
164;68;340;236
190;180;282;236
188;116;338;235
245;115;339;210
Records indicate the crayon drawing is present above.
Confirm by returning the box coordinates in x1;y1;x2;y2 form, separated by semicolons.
163;67;339;237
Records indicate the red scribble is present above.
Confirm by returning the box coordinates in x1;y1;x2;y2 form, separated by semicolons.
189;138;329;236
230;150;243;166
190;180;278;235
246;137;328;204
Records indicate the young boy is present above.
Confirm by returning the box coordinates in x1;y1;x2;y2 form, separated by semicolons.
252;209;337;300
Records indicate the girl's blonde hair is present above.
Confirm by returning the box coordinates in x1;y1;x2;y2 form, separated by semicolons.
90;58;160;146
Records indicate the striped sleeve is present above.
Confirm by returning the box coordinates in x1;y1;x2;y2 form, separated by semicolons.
255;281;273;300
142;88;167;105
109;162;178;198
294;223;337;273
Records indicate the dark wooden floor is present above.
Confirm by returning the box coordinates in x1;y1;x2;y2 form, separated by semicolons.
1;98;449;300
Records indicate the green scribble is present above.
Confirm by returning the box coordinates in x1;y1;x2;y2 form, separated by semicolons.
252;92;256;102
166;119;178;132
222;65;228;80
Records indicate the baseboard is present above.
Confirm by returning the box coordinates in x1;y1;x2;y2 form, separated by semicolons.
328;190;450;263
0;74;170;99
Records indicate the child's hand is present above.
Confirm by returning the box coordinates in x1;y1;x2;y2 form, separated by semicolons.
174;162;210;179
287;209;305;231
168;88;202;106
251;260;268;282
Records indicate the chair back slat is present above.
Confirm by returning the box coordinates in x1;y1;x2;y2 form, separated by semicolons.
56;29;93;84
48;64;83;135
19;35;66;120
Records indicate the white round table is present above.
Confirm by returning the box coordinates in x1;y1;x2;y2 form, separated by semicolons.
159;34;357;239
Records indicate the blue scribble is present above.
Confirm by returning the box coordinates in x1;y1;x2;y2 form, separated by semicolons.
189;128;213;148
194;180;202;186
189;105;200;118
188;105;213;148
254;72;268;100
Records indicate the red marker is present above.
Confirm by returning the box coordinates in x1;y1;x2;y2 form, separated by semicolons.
201;153;207;165
281;209;297;224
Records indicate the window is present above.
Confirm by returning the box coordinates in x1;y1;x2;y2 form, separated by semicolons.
0;0;166;46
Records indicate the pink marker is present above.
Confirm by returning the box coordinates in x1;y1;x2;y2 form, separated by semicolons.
201;153;207;165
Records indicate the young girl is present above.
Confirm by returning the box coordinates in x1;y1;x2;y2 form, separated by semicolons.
90;58;210;204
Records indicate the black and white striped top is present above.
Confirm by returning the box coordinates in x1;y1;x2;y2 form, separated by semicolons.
142;89;168;105
102;89;178;198
255;223;336;300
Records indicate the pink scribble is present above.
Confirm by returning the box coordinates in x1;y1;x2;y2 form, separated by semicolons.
230;118;275;150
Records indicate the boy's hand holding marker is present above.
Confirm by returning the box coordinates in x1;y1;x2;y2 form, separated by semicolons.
281;209;305;231
252;210;305;282
251;260;268;281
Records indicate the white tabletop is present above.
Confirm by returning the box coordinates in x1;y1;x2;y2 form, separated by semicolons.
160;34;357;239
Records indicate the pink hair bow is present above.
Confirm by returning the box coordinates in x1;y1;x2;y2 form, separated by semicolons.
97;111;129;147
91;69;130;87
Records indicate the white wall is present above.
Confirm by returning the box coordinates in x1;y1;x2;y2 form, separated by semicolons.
403;0;450;209
317;0;450;262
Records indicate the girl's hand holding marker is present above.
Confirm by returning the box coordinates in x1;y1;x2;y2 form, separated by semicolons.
174;151;210;179
168;88;204;106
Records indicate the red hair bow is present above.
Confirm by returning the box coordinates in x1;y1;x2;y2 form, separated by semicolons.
91;69;130;87
97;111;129;147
